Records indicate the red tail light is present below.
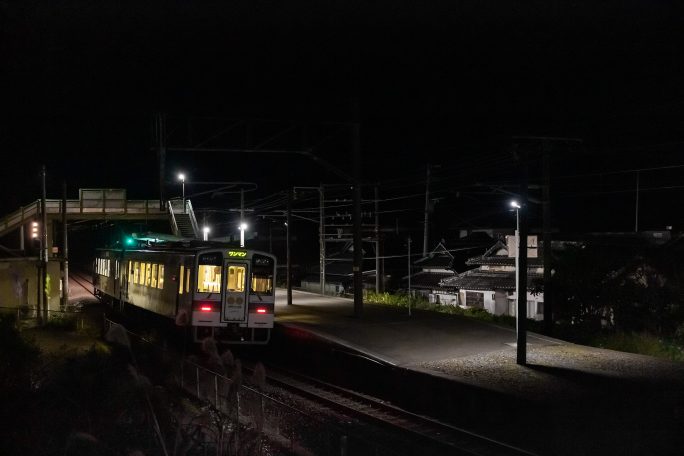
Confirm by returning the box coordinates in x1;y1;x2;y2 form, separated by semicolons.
200;305;213;312
256;308;267;314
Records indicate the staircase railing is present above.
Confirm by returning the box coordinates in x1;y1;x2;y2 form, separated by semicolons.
167;200;180;237
186;200;200;238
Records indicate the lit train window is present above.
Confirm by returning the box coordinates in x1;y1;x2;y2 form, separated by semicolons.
151;264;158;288
186;268;191;293
251;254;274;295
140;263;147;286
251;276;273;294
133;262;140;284
145;263;152;287
227;266;245;292
197;264;221;293
158;265;164;289
106;259;110;277
179;265;185;294
128;261;134;283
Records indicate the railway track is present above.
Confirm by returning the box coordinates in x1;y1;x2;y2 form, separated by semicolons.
100;315;535;456
70;269;97;299
250;362;537;456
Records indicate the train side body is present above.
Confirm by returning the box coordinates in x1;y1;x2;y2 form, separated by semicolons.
93;244;276;344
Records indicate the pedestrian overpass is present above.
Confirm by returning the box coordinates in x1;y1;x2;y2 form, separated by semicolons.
0;189;200;315
0;188;201;249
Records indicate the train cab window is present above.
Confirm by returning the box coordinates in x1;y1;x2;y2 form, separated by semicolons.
133;262;140;284
197;265;221;293
251;254;274;295
158;264;165;289
151;264;158;288
145;263;152;287
227;266;246;292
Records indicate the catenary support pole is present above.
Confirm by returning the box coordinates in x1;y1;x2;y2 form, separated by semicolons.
374;185;380;293
635;171;640;232
61;181;69;311
319;184;326;295
240;188;245;247
407;237;412;317
286;188;292;306
423;165;431;257
542;144;552;333
352;107;363;318
156;113;166;211
516;149;529;365
41;165;48;324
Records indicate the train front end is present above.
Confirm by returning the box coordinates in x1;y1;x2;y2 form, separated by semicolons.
191;249;276;344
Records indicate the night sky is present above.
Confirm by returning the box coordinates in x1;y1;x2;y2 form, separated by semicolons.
3;1;684;237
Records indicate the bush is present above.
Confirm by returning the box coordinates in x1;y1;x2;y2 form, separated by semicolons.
44;313;78;331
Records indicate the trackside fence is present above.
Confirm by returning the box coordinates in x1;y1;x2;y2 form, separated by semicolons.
0;306;89;330
103;317;402;456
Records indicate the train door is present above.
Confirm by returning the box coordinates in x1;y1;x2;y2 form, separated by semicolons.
223;260;248;322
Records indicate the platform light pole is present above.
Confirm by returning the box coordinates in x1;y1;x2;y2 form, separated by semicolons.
178;173;186;212
510;200;526;365
239;222;248;248
512;202;528;364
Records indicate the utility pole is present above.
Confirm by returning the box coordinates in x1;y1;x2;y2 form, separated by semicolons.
352;105;363;318
41;166;48;324
407;236;412;317
542;144;552;334
319;185;326;295
374;185;380;293
286;188;293;306
423;164;431;257
515;148;529;365
61;181;69;312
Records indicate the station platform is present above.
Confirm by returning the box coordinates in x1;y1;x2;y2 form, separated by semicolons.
274;288;684;456
274;288;560;368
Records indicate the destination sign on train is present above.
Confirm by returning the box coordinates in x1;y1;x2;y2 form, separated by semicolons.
227;250;247;257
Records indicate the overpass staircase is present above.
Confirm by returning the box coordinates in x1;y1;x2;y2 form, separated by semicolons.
168;200;201;239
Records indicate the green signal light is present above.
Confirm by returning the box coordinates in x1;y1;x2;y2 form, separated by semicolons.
125;237;135;246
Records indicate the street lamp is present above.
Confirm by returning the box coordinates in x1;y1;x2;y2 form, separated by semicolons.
239;222;248;247
178;173;186;212
202;226;210;241
511;200;521;238
510;199;521;296
510;199;525;363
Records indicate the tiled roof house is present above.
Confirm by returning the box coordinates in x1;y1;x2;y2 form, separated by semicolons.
437;236;545;320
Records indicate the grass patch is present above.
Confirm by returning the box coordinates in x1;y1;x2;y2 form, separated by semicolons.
590;331;684;362
364;291;528;327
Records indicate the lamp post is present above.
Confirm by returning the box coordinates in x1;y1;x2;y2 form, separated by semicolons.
239;222;248;248
178;173;186;212
510;200;526;365
202;226;210;241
